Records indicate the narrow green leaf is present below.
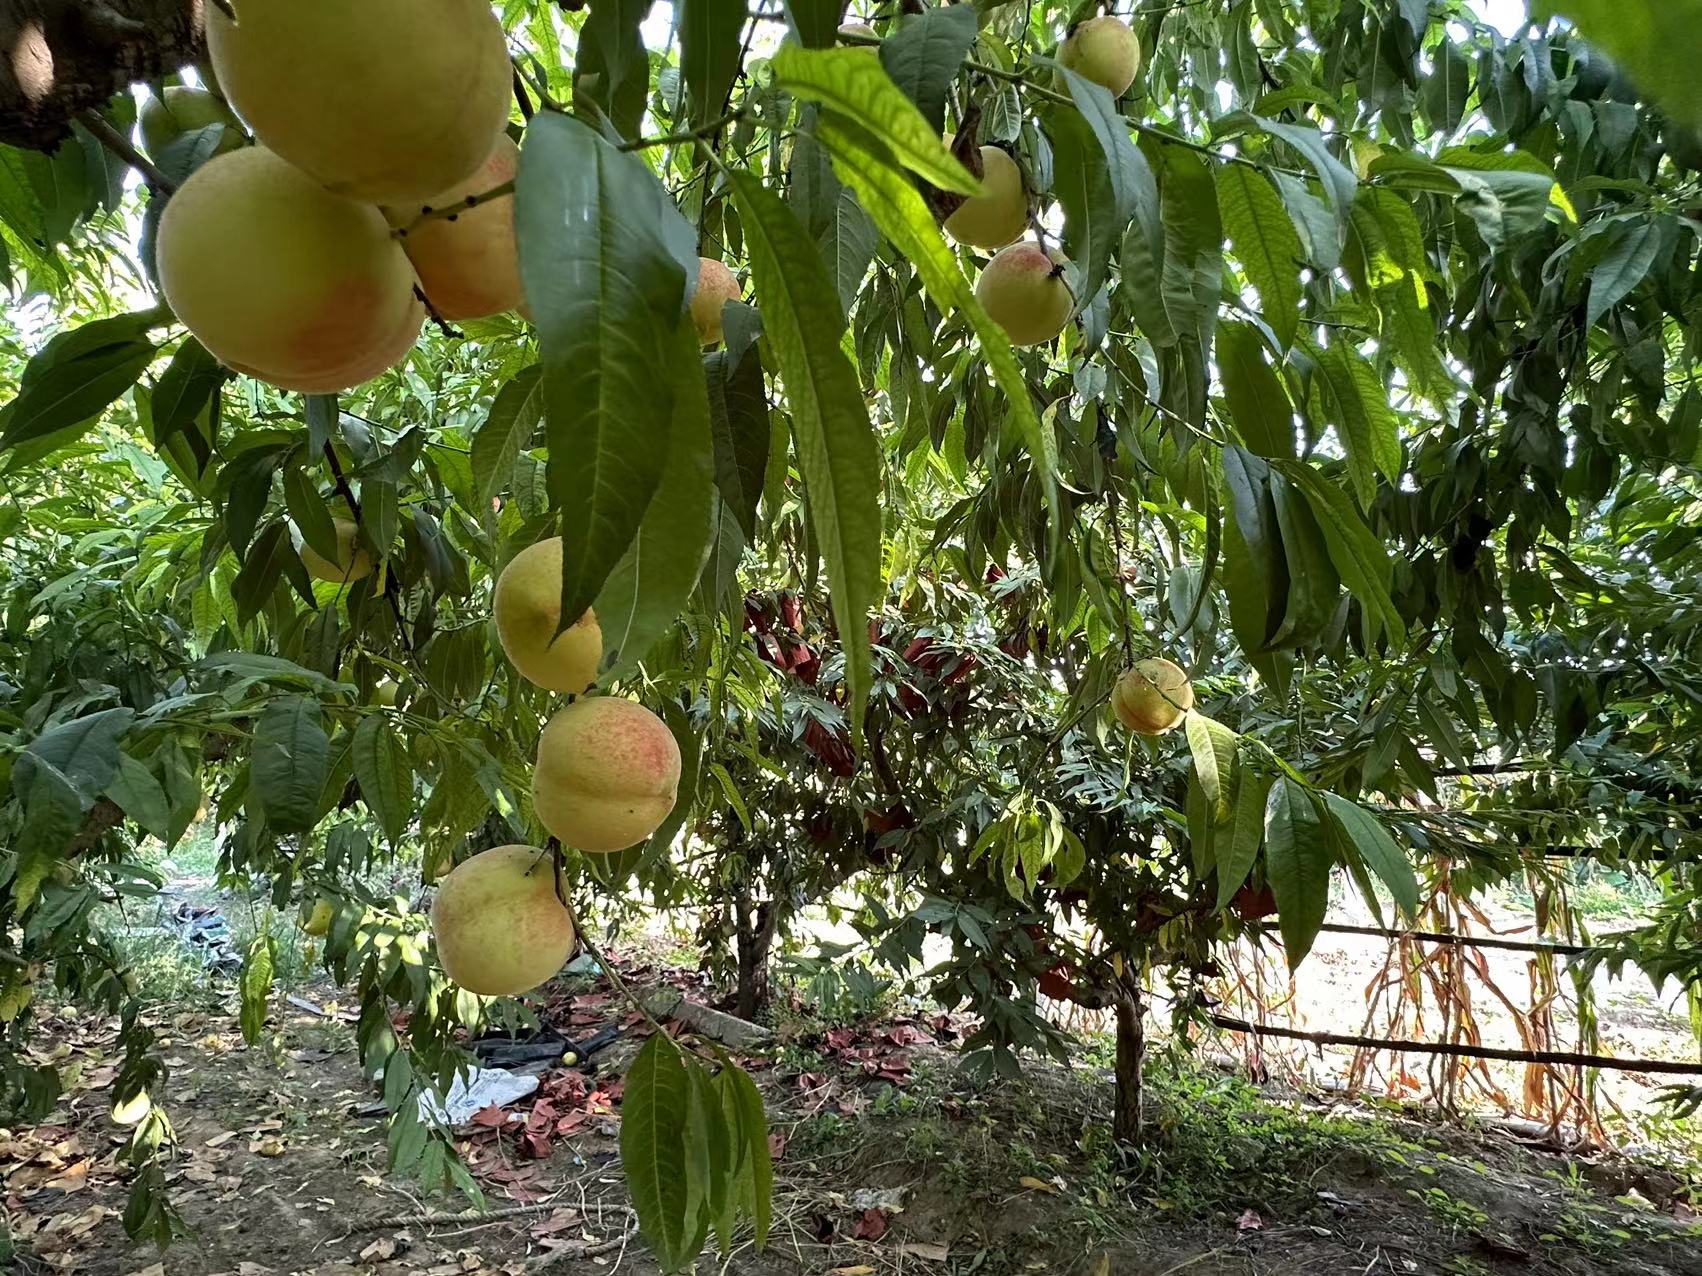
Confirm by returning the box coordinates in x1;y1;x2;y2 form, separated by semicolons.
1318;791;1419;919
1585;218;1662;327
239;931;274;1045
1423;36;1470;134
250;695;329;834
1535;0;1702;131
1053;64;1155;315
1313;341;1402;505
723;1062;772;1247
1220;447;1288;655
1276;461;1404;645
1266;474;1339;648
0;312;158;453
879;3;978;131
595;321;718;683
353;715;413;845
1217;166;1303;351
517;112;691;624
104;752;172;842
680;1062;717;1260
150;338;224;442
1216;770;1270;912
621;1034;697;1270
678;0;745;126
283;463;340;565
704;336;770;542
730;170;882;738
769;44;979;195
1186;768;1216;878
1264;777;1332;967
574;0;650;138
782;0;841;48
1048;106;1121;318
1157;148;1222;349
1184;711;1239;822
1217;323;1293;458
471;364;543;507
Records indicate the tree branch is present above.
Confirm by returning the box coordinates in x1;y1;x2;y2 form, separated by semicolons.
1;0;204;151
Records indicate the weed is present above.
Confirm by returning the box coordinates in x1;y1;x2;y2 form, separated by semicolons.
1408;1185;1490;1236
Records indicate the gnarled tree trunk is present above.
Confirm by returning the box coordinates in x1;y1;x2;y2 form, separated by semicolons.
1;0;204;151
1113;969;1145;1145
732;887;775;1021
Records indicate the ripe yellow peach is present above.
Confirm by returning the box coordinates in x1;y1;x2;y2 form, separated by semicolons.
430;845;576;996
943;146;1028;250
1058;15;1142;97
1112;658;1195;735
494;538;602;693
975;242;1074;347
533;698;680;853
385;136;524;321
157;147;423;393
206;0;512;203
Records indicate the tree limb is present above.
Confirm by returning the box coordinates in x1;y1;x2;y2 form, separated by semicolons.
1;0;205;151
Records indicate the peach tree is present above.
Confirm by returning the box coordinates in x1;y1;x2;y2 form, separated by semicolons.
3;0;1702;1270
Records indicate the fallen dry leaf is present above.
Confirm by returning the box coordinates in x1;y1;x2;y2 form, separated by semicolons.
897;1241;950;1262
204;1131;237;1148
829;1268;876;1276
44;1160;89;1193
851;1207;888;1241
1018;1175;1059;1194
359;1237;397;1262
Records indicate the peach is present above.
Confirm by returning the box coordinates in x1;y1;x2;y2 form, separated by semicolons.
385;136;524;321
943;146;1028;250
1058;15;1142;97
300;518;376;584
494;538;602;694
139;86;244;158
533;698;680;852
975;242;1074;347
156;147;423;393
430;845;576;996
691;258;742;346
206;0;512;203
1112;658;1195;735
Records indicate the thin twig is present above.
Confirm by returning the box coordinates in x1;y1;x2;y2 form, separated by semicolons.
346;1203;561;1233
527;1224;638;1270
622;106;749;154
77;110;175;193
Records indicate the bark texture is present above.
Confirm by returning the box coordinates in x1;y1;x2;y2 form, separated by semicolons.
1112;972;1145;1145
0;0;204;151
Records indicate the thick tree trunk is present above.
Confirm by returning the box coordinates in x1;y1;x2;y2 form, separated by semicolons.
1;0;204;151
733;897;775;1021
1113;971;1145;1145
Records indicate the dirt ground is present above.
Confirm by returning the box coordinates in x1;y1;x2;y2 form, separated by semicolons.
6;944;1701;1276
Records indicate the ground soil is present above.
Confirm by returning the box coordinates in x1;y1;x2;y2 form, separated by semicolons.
5;948;1700;1276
